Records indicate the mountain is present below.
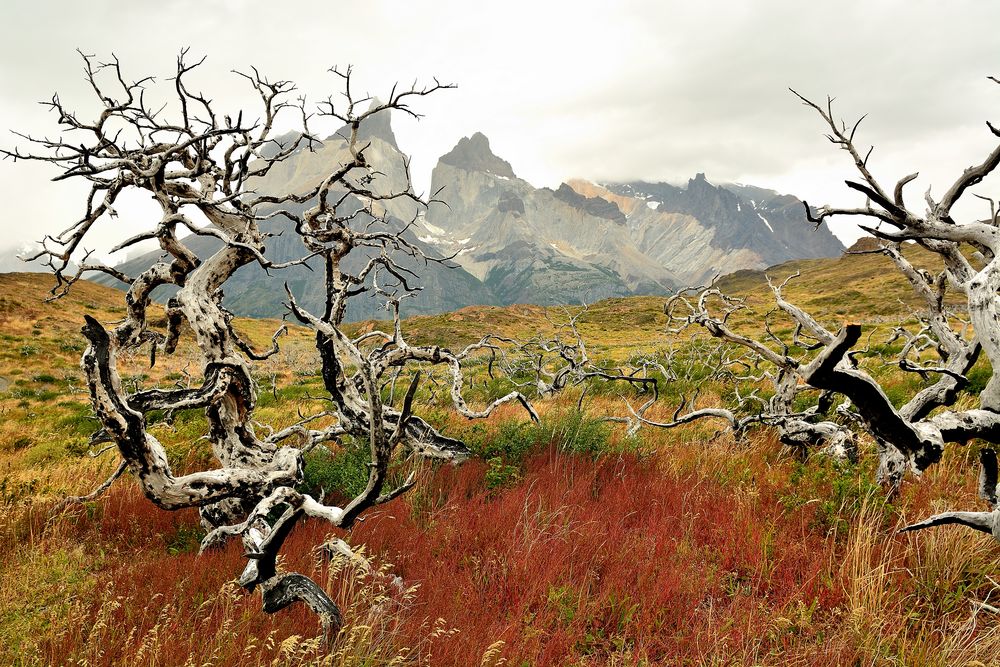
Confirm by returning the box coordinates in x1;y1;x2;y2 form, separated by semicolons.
94;105;499;321
94;110;842;320
0;246;72;274
419;133;678;305
574;176;844;286
417;134;841;299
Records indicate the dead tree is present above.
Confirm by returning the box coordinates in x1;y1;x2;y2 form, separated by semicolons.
3;51;537;635
499;305;658;400
667;81;1000;541
791;83;1000;539
662;275;858;461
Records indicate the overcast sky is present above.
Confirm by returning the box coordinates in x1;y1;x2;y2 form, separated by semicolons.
2;0;999;261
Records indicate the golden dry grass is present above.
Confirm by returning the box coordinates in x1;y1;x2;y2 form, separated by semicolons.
0;243;998;665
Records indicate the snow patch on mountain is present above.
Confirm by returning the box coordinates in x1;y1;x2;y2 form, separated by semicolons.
755;211;775;233
422;221;447;237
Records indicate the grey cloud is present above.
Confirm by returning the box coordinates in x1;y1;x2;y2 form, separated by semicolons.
2;0;999;255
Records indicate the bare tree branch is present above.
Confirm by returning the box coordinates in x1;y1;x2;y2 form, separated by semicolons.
4;53;526;635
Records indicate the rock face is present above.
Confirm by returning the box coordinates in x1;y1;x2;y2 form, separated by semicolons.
94;105;498;321
553;184;626;224
420;133;676;306
96;110;843;320
419;135;842;303
588;176;844;285
438;132;515;178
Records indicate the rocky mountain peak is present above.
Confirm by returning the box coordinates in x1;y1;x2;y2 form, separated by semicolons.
329;97;398;148
566;179;641;215
439;132;515;178
602;176;843;277
688;172;715;192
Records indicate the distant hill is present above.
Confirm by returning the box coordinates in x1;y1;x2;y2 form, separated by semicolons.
3;241;953;363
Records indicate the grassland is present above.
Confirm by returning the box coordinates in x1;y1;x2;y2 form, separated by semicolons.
1;245;998;666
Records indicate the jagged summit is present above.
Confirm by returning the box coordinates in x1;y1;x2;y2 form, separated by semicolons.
98;121;844;319
600;177;844;280
328;97;398;148
439;132;515;178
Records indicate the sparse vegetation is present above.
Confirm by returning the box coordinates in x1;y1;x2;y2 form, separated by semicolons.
2;51;999;664
1;258;997;664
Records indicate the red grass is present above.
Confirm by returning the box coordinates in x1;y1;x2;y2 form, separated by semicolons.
29;444;961;665
345;448;847;665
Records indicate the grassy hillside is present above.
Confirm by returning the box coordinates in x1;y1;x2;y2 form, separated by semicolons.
1;246;998;666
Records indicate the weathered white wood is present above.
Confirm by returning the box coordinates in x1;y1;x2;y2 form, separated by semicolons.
785;85;1000;534
901;509;1000;539
8;53;502;635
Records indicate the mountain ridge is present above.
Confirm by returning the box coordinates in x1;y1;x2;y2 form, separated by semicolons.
92;111;843;319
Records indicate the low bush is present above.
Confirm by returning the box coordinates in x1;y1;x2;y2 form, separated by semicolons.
299;440;371;501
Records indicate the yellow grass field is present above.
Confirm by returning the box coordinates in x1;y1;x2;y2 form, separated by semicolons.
1;246;998;666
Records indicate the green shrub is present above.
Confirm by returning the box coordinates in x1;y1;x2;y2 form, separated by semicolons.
470;411;620;493
300;440;370;500
165;523;206;555
484;456;521;491
966;364;992;395
58;340;83;353
22;441;68;466
779;457;891;537
472;411;616;462
542;410;614;457
472;419;539;463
